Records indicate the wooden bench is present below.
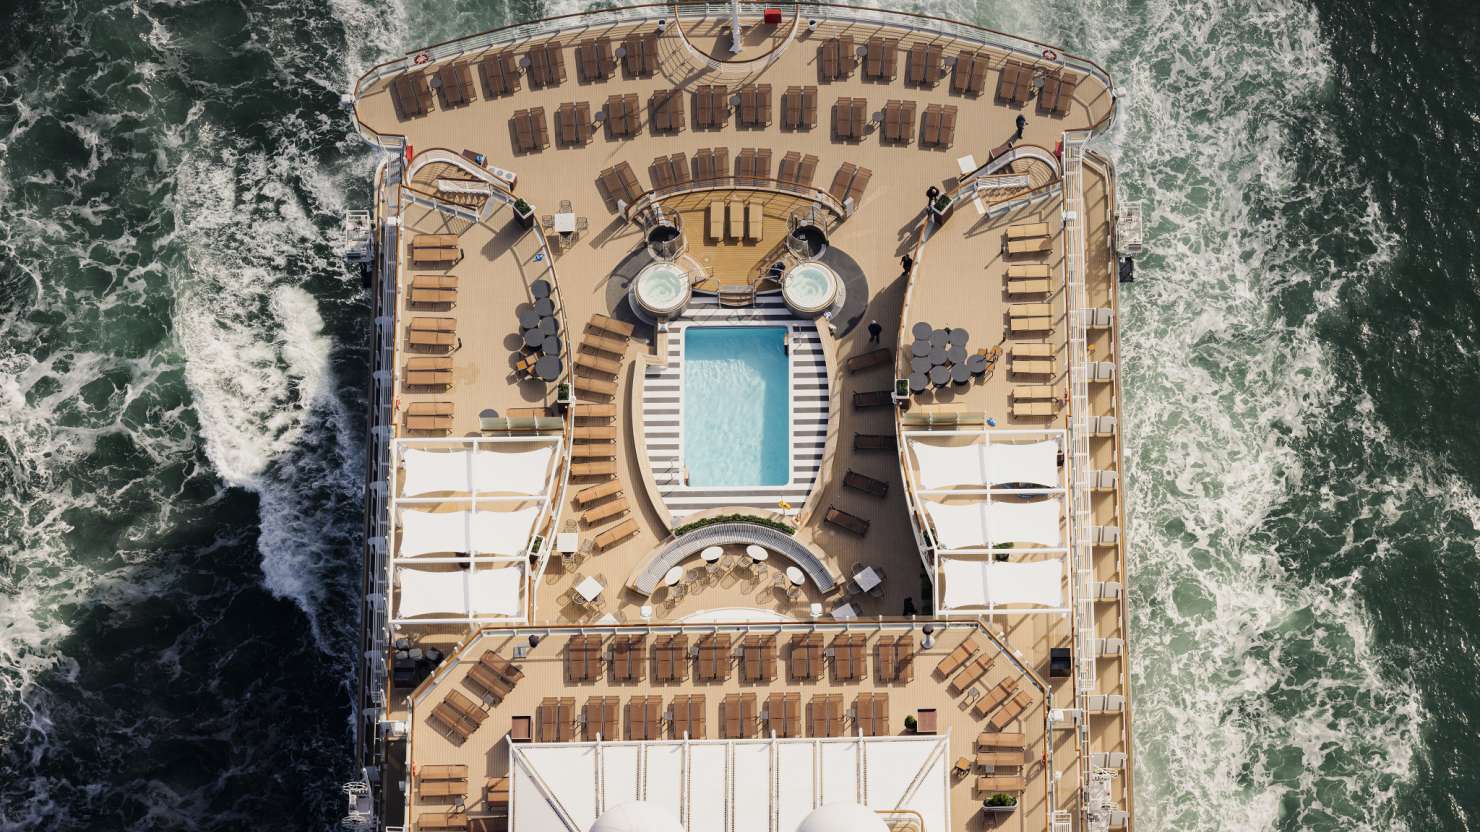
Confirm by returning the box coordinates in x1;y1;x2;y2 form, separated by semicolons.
590;314;635;339
824;506;870;536
582;495;629;525
843;469;888;497
846;347;892;373
595;517;639;550
574;479;622;506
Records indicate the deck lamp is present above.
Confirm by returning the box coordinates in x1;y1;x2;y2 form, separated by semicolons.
922;624;936;650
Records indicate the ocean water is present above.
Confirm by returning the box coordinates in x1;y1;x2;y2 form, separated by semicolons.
1;0;1477;830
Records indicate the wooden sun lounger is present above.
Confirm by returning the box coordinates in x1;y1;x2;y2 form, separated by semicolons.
829;162;857;204
746;203;764;242
407;330;455;348
417;811;470;831
950;654;993;692
581;495;628;525
477;51;519;98
988;690;1035;731
843;469;888;497
853;433;892;451
621;32;657;77
846;347;891;373
1009;303;1052;319
864;37;897;81
580;334;626;356
409;287;456;304
978;731;1027;750
1037;72;1079;116
575;479;622;506
726;202;741;241
574;403;615;419
406;369;453;387
1005;223;1050;240
571;460;616;477
590;314;634;338
845;166;872;206
411;246;460;265
796;154;818;186
420;764;468;782
1011;383;1056;400
778;151;801;184
406;357;453;370
595;517;638;550
824;506;870;536
853;389;892;408
976;749;1023;768
410;317;456;332
575;353;620;375
411;274;459;289
976;775;1026;793
933;636;980;678
973;677;1019;718
1007;263;1051;279
389;71;435;119
571;443;615;459
573;425;616;441
707;202;724;240
1005;237;1053;256
1007;277;1051;296
404;402;453;432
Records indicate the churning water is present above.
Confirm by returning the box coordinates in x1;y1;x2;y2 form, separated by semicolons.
2;0;1477;829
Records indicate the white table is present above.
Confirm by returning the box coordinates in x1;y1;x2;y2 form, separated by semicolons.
832;602;859;620
957;154;978;176
553;212;577;234
575;576;604;602
855;567;882;593
664;566;685;586
701;546;724;563
746;545;769;563
785;566;805;586
556;532;579;554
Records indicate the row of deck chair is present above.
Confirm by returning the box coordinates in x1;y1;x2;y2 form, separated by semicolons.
827;162;873;209
409;233;461;266
707;200;764;244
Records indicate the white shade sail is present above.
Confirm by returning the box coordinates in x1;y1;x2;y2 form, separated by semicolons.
940;557;1063;609
922;498;1062;549
395;565;524;619
908;439;1058;490
398;507;539;556
400;445;555;496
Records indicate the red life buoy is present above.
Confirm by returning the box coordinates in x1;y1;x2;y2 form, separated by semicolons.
413;52;430;65
1042;48;1058;61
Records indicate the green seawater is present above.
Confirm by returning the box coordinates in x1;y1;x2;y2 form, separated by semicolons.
1;0;1477;829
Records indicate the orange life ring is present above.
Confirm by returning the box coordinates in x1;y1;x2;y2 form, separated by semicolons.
413;52;430;65
1042;48;1058;61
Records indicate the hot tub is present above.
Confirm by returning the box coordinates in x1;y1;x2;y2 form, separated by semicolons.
782;262;839;315
632;262;692;317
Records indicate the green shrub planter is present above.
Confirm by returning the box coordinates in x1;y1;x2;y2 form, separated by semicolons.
673;514;795;537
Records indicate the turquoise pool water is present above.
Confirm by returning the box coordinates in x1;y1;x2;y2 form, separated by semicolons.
683;326;790;486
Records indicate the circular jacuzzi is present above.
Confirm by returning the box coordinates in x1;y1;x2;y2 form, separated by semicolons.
632;262;692;317
782;262;839;315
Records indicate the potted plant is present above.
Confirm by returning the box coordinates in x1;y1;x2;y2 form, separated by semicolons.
893;377;909;402
982;793;1018;812
512;198;535;229
903;714;917;733
556;382;573;405
929;193;953;223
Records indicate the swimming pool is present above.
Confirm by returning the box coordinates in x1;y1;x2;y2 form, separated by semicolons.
683;326;790;487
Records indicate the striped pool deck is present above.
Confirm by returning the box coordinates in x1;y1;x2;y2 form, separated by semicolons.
642;293;830;522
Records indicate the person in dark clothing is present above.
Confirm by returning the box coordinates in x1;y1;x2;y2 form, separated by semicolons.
901;254;914;274
867;320;882;343
1015;113;1027;139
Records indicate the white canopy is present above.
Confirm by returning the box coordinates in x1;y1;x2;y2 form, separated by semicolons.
395;565;524;619
398;507;539;557
940;557;1063;609
908;439;1059;490
922;498;1062;549
797;803;890;832
399;445;555;496
590;802;684;832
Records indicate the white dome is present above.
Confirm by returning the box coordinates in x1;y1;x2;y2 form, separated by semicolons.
589;801;685;832
796;802;889;832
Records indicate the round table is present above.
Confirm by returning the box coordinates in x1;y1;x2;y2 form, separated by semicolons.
908;373;929;393
929;365;950;387
912;322;933;341
746;545;769;563
785;566;805;586
534;355;562;381
523;328;545;348
951;364;972;385
538;316;560;336
930;330;949;350
910;356;932;374
530;279;552;299
517;308;541;329
540;336;562;356
664;566;685;586
967;354;989;375
929;346;949;366
946;344;968;365
911;340;931;358
533;297;556;316
701;546;724;563
947;328;969;347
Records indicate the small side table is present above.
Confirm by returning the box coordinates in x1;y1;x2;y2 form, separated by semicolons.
915;708;938;735
509;715;533;743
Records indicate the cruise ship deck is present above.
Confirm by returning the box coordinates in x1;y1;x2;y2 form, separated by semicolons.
347;5;1134;832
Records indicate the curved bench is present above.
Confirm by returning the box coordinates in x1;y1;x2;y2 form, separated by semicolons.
630;523;838;596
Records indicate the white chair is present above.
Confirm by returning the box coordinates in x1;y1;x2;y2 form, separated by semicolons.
1083;694;1107;712
1095;580;1122;601
1094;415;1117;436
1105;694;1125;712
1098;637;1123;656
1094;525;1120;546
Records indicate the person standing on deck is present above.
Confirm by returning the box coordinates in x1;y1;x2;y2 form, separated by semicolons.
1015;113;1027;140
867;320;882;343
